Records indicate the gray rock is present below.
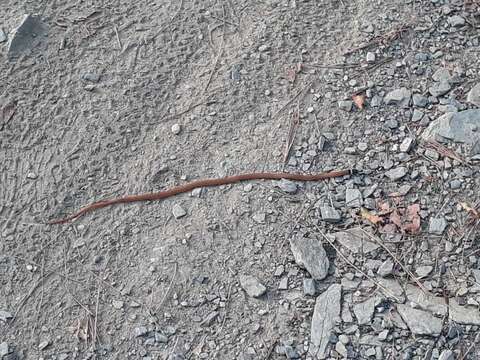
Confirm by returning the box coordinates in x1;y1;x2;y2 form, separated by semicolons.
0;29;6;43
309;284;342;359
405;285;448;316
82;73;100;83
276;179;298;193
338;334;350;345
422;110;480;146
428;217;447;235
377;277;405;303
338;100;353;112
329;227;379;254
366;52;376;63
429;81;451;97
38;340;50;350
320;206;341;223
345;188;362;207
200;311;219;326
449;299;480;325
335;341;348;357
415;265;433;279
448;15;465;27
7;14;48;59
290;234;329;280
385;167;408;181
450;179;462;189
134;326;149;337
155;332;169;343
284;345;301;359
172;204;187;219
239;275;267;298
396;304;443;335
0;310;13;322
438;350;454;360
411;109;424;122
386;119;399;129
432;68;452;83
353;297;377;325
278;277;288;290
171;124;181;135
412;94;428;107
303;278;316;296
0;342;9;357
467;83;480;107
424;148;440;160
371;95;383;107
385;88;411;107
399;137;414;152
377;259;394;277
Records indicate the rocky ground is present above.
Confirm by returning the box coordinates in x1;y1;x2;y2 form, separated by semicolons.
1;0;480;359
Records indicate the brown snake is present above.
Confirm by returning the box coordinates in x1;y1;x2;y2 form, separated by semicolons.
48;169;353;225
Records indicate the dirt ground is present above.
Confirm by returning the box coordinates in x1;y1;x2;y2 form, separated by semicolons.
1;0;480;359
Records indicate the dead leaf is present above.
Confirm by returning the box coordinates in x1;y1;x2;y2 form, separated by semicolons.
389;210;403;228
403;204;421;233
360;208;383;225
460;202;480;218
352;94;365;109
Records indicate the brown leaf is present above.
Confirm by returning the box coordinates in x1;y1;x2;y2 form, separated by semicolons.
360;207;383;225
286;67;297;83
403;204;421;233
389;210;403;228
352;94;365;110
460;202;480;219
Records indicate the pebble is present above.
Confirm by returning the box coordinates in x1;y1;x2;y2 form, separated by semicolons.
345;188;362;207
415;265;433;279
411;109;424;122
396;304;443;335
320;206;341;223
0;310;13;322
335;341;348;357
290;234;329;280
412;94;428;107
377;259;394;277
353;297;376;325
338;100;353;112
38;340;50;350
366;52;376;63
399;137;414;152
0;343;9;357
467;83;480;107
155;332;169;343
303;278;316;296
0;29;6;43
278;277;288;290
450;179;461;189
448;15;465;27
26;172;37;179
239;275;267;298
172;204;187;219
385;167;408;181
134;326;149;337
386;119;399;129
112;300;124;309
171;123;181;135
258;44;269;52
429;81;451;97
276;179;298;193
82;73;101;83
424;148;439;161
428;217;448;235
384;88;411;107
331;228;379;254
438;350;454;360
358;142;368;151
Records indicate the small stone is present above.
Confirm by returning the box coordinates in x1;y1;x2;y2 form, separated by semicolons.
0;310;13;322
448;15;465;27
366;52;376;63
84;84;95;91
385;88;411;107
303;278;316;296
172;204;187;219
357;142;368;151
353;297;377;325
0;29;6;43
396;305;443;335
329;228;380;254
335;341;348;357
200;311;219;326
307;106;315;113
432;68;452;83
424;148;439;161
155;332;169;343
274;265;284;277
450;179;461;189
345;188;362;207
386;119;399;129
276;179;298;193
338;100;353;112
411;109;424;122
112;300;124;309
371;95;383;107
0;342;9;357
378;330;389;341
171;124;181;135
467;83;480;107
422;110;480;146
258;44;269;52
428;217;448;235
365;348;376;357
378;259;394;277
239;275;267;298
82;73;101;83
320;206;341;223
412;94;428;107
399;137;414;152
385;167;408;181
284;345;300;359
290;233;329;280
134;326;149;337
38;340;50;350
26;172;37;179
415;266;433;279
278;277;288;290
438;350;454;360
429;81;451;97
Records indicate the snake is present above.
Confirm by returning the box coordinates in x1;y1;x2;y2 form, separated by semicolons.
48;169;353;225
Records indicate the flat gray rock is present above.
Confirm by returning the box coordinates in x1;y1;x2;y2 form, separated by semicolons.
0;29;6;43
385;88;411;107
329;227;379;254
377;259;394;277
429;81;451;97
345;188;362;207
353;297;377;325
0;310;13;322
290;234;329;280
438;350;454;360
404;285;448;316
467;83;480;107
385;167;408;181
172;204;187;219
397;304;443;335
377;277;405;303
239;275;267;298
428;217;448;235
276;179;298;193
320;206;341;223
421;109;480;146
415;265;433;279
449;299;480;325
309;284;342;359
0;342;9;357
7;14;48;59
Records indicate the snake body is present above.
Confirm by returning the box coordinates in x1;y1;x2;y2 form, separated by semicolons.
48;169;352;224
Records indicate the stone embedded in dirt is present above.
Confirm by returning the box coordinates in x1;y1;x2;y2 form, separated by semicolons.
432;68;452;83
303;278;316;296
384;88;411;107
134;326;149;337
396;304;442;336
155;332;168;343
366;51;375;63
239;275;267;298
172;204;187;219
411;109;424;122
38;340;50;350
405;285;447;316
448;15;465;27
171;123;181;135
252;212;266;224
278;277;288;290
438;350;454;360
0;342;9;357
415;265;433;279
399;137;414;152
353;297;377;325
345;188;362;207
309;284;342;359
7;14;48;59
0;310;13;322
338;100;353;112
429;81;451;97
449;299;480;325
422;109;480;146
289;234;329;280
467;83;480;107
82;73;100;83
320;206;341;223
412;94;428;108
112;300;124;309
276;179;298;193
200;311;219;327
329;227;379;254
377;259;394;277
385;167;408;181
428;217;447;235
376;277;405;303
0;29;6;43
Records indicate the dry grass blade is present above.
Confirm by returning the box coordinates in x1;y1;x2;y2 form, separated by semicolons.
423;140;470;165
